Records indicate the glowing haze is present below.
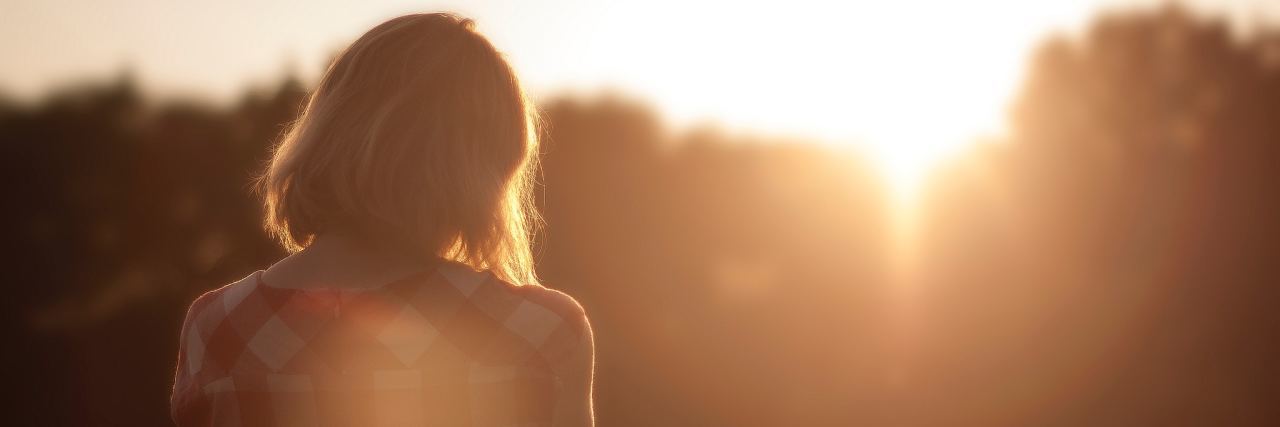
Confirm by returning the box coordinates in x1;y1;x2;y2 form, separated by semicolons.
2;0;1274;199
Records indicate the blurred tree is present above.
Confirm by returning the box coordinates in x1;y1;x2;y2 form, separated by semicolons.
917;5;1280;425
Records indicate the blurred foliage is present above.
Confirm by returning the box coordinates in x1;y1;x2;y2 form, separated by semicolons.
914;6;1280;425
2;5;1278;426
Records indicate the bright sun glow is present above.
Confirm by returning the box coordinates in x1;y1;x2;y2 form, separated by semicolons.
507;0;1106;203
1;0;1134;202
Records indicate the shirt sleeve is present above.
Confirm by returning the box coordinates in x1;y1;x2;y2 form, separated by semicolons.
170;291;215;426
528;287;593;377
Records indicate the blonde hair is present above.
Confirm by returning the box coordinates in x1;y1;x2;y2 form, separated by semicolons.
257;13;541;286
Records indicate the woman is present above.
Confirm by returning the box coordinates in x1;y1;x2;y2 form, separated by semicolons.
170;13;594;426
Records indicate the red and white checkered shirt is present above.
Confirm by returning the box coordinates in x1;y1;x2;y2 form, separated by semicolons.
170;261;589;426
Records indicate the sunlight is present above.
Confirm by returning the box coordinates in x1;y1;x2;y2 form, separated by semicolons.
2;0;1108;206
521;0;1103;204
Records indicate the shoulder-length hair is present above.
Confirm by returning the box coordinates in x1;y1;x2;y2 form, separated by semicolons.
256;13;541;286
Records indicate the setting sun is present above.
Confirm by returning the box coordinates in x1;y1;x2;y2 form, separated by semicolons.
3;0;1131;202
502;0;1106;201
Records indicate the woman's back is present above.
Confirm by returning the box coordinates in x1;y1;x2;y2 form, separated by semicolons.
170;12;594;426
171;261;590;426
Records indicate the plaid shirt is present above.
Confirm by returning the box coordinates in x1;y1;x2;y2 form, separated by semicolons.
170;261;589;426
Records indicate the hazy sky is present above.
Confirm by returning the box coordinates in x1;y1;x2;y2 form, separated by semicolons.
2;0;1276;193
3;1;1274;130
